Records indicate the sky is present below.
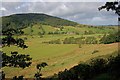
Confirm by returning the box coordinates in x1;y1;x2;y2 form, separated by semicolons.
0;0;118;25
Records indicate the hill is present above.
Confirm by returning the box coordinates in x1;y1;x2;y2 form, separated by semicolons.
1;13;78;31
2;13;119;78
1;13;118;35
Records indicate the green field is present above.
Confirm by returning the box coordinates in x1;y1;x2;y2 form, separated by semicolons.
2;33;118;78
22;24;118;35
1;13;119;79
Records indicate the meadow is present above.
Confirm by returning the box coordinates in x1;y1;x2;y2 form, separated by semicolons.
1;12;119;80
2;32;118;78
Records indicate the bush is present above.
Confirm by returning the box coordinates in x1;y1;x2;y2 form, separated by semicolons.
57;51;120;80
84;36;98;44
92;50;99;54
24;37;27;40
100;31;120;44
107;54;120;79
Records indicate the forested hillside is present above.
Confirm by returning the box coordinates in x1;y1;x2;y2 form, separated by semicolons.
1;13;78;31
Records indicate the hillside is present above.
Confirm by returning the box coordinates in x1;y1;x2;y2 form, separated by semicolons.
22;24;118;35
1;13;78;31
2;13;119;79
1;13;118;35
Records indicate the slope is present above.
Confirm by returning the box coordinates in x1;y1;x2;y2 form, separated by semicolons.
1;13;78;31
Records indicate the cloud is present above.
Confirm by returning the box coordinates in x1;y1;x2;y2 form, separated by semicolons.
1;2;118;25
0;7;6;11
1;0;112;2
15;6;20;9
1;0;21;2
92;17;105;22
15;3;31;10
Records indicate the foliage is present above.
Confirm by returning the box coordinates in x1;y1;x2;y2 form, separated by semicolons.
12;75;24;80
48;31;67;35
71;63;92;80
2;28;32;79
38;25;46;37
2;52;32;68
2;71;5;79
84;30;95;35
38;32;44;38
57;52;120;80
43;36;98;44
90;58;107;75
98;1;120;16
85;36;98;44
107;54;120;79
63;37;76;44
100;31;120;44
2;13;78;31
34;62;48;80
2;28;24;35
2;29;28;49
43;39;61;44
63;36;97;44
58;69;78;80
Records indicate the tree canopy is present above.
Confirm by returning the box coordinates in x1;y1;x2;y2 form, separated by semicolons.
98;1;120;16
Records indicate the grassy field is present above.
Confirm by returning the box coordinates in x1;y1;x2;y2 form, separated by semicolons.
2;34;118;78
22;25;118;35
2;13;119;79
2;25;119;78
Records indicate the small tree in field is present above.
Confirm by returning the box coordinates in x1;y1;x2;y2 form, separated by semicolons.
78;43;82;48
34;62;48;80
38;32;43;38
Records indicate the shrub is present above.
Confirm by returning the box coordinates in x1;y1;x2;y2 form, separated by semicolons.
92;50;99;54
100;31;120;44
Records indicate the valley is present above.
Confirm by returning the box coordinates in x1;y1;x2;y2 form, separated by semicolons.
1;13;119;78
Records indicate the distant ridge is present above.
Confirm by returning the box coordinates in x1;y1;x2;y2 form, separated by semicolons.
1;13;78;31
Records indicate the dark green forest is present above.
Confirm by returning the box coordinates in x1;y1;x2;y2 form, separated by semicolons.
1;13;78;31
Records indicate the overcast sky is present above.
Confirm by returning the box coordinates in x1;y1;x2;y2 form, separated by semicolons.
0;1;118;25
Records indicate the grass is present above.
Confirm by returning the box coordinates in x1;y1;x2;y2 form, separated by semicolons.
2;25;118;78
22;24;117;35
2;35;118;78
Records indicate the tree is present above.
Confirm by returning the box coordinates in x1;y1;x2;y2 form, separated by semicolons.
58;69;78;80
107;54;120;79
90;58;107;75
2;28;32;79
2;52;32;68
2;29;28;48
98;1;120;16
38;32;43;38
34;62;48;80
40;25;46;35
99;31;120;44
84;36;97;44
30;23;33;36
60;26;64;31
12;75;24;80
78;43;82;48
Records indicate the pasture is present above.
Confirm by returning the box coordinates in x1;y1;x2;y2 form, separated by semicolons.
2;34;118;78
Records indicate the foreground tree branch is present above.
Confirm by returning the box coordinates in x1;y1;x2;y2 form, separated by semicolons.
98;1;120;16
